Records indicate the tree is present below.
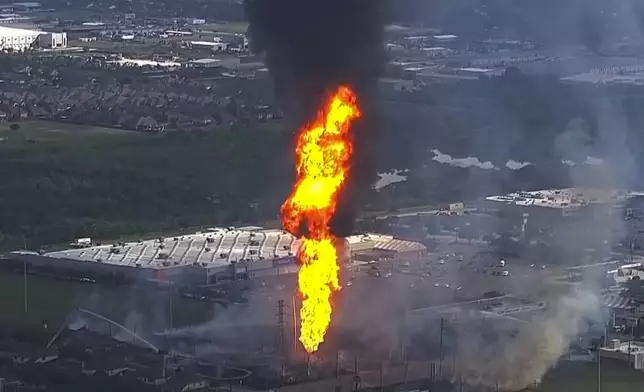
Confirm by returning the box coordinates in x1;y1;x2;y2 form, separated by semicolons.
9;123;19;131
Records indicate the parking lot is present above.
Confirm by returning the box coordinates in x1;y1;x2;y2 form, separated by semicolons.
344;242;563;304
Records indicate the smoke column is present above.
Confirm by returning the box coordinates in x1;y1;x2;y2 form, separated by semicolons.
244;0;385;236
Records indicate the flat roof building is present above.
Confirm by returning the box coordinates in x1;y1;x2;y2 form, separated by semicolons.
601;339;644;370
189;40;226;51
0;26;66;51
434;34;457;41
484;188;630;213
189;58;221;68
7;227;426;285
0;25;41;51
38;32;67;49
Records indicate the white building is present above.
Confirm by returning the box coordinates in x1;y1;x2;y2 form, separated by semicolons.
189;58;221;68
601;339;644;370
11;2;41;11
422;46;449;58
189;40;226;51
37;32;67;49
434;34;458;42
455;67;505;78
0;25;41;51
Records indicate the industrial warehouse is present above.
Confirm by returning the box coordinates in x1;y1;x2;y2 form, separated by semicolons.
0;25;67;51
8;227;426;285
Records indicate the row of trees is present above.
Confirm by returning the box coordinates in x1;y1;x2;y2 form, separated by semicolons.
5;68;644;249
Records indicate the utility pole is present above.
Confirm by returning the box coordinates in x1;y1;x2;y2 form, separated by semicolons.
597;347;601;392
403;355;409;385
23;257;28;315
430;363;436;391
451;314;458;379
598;325;606;392
353;356;360;392
628;323;634;367
453;336;457;377
169;288;173;332
22;235;28;316
162;354;167;379
400;303;408;362
277;300;286;358
291;295;298;355
439;317;444;378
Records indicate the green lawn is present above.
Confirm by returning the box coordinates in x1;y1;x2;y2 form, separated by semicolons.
534;361;644;392
0;120;126;139
69;39;177;55
0;119;293;251
200;22;249;34
0;272;214;330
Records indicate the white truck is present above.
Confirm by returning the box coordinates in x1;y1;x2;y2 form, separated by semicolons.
69;237;92;248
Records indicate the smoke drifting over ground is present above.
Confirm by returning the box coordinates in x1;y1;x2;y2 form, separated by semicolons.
157;1;641;388
449;290;601;390
244;0;386;237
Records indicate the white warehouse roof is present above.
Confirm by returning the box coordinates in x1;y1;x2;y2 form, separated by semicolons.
42;228;297;269
0;25;42;37
31;228;426;271
434;34;458;40
190;58;221;65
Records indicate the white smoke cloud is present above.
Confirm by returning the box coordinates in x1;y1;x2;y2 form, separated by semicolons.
373;170;409;190
431;149;497;170
561;156;605;167
453;289;602;390
562;160;576;167
506;160;532;170
584;156;604;166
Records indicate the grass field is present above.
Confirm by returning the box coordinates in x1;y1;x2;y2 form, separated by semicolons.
0;272;214;331
0;120;126;138
535;361;644;392
200;22;249;34
0;118;293;250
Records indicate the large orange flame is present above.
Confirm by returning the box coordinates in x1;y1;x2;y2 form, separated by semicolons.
281;86;361;353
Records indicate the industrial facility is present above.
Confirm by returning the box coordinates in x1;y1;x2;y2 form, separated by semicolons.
0;25;66;51
483;188;633;215
479;188;644;238
8;227;426;285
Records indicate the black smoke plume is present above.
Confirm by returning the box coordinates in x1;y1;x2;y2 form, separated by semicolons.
244;0;385;237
